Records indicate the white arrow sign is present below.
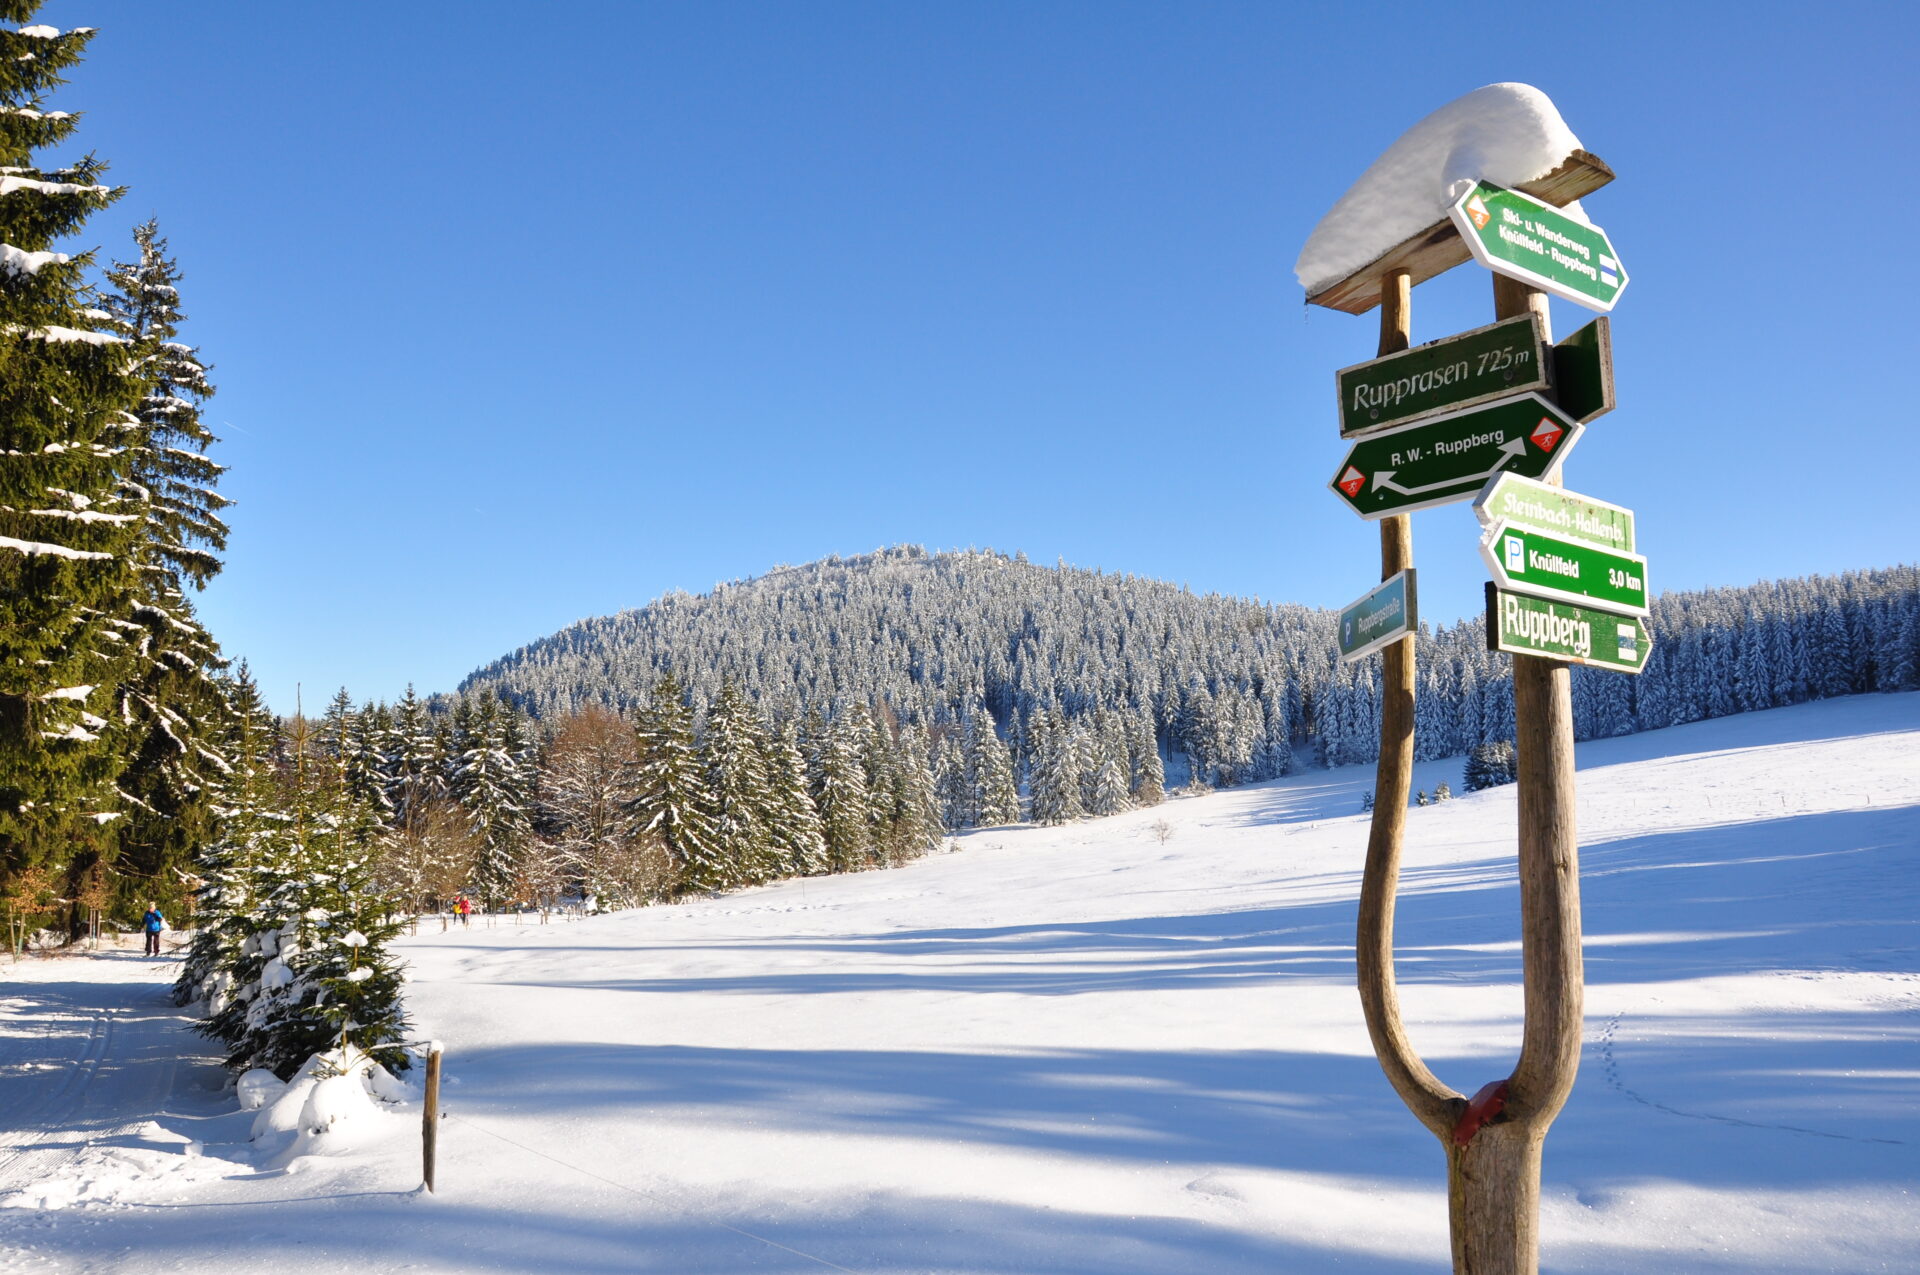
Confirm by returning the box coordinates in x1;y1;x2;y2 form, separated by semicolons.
1372;437;1528;497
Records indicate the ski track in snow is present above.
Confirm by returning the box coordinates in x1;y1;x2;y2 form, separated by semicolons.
1;693;1917;1273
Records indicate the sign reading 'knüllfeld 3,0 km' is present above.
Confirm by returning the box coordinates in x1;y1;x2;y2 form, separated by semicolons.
1481;521;1651;615
1450;181;1628;312
1336;314;1547;436
1330;392;1582;519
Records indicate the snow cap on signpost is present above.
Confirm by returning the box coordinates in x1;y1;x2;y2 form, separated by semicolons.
1296;84;1610;312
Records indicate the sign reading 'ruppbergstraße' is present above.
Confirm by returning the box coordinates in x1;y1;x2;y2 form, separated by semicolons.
1338;568;1416;663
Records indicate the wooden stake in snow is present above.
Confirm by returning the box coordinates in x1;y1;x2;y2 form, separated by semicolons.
423;1042;443;1193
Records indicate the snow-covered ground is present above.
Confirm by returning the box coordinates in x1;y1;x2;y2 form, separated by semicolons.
3;693;1916;1273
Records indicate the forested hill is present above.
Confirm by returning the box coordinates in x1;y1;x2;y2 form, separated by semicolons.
458;546;1919;780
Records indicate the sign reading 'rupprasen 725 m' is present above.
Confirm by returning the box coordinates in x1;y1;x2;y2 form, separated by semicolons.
1336;314;1547;437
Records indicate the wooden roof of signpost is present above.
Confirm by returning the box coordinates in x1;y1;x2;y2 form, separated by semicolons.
1306;150;1616;315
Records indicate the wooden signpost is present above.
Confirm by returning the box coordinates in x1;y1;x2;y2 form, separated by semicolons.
1311;136;1632;1274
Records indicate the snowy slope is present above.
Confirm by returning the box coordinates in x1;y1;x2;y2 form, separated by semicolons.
3;693;1917;1273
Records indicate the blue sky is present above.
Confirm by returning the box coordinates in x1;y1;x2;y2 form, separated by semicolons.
42;1;1920;712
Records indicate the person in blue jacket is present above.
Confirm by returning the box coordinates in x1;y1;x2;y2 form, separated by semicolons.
142;903;165;957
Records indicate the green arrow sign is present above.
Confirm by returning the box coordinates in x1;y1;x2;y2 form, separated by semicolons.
1475;473;1635;554
1338;568;1417;662
1487;583;1651;674
1449;181;1628;313
1330;392;1582;519
1481;520;1650;616
1336;314;1547;437
1551;316;1614;424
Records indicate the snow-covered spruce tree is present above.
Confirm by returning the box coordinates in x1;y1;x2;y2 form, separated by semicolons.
95;220;231;919
857;704;902;858
1027;708;1083;826
1463;741;1517;793
968;712;1022;826
230;713;409;1079
450;694;533;905
759;716;827;876
199;695;305;1055
1126;710;1165;806
809;707;872;871
342;699;391;821
933;733;969;831
630;675;724;895
174;664;279;1009
882;723;943;863
385;685;441;824
0;13;148;909
704;680;780;885
1085;728;1132;817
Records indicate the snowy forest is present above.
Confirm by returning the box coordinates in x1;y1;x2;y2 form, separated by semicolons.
461;545;1920;779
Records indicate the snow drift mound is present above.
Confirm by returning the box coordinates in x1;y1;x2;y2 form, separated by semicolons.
1296;83;1586;295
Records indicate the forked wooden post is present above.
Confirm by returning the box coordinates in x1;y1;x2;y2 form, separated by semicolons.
1354;267;1463;1142
1351;272;1588;1275
423;1042;443;1193
1440;275;1586;1275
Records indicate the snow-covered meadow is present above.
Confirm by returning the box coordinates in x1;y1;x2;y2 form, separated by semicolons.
3;693;1916;1273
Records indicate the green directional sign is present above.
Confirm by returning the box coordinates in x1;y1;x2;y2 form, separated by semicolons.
1551;316;1614;424
1338;569;1417;663
1487;583;1651;674
1337;314;1547;437
1475;473;1635;554
1481;520;1650;616
1449;181;1628;313
1330;392;1582;519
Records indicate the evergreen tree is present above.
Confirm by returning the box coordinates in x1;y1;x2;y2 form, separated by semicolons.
760;717;827;876
704;680;780;884
174;665;278;1010
1464;741;1517;793
968;713;1023;826
97;220;231;915
810;707;873;871
1027;708;1084;825
385;685;441;826
933;733;970;831
888;723;944;860
630;676;723;894
451;695;533;904
0;13;146;913
1125;711;1165;807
